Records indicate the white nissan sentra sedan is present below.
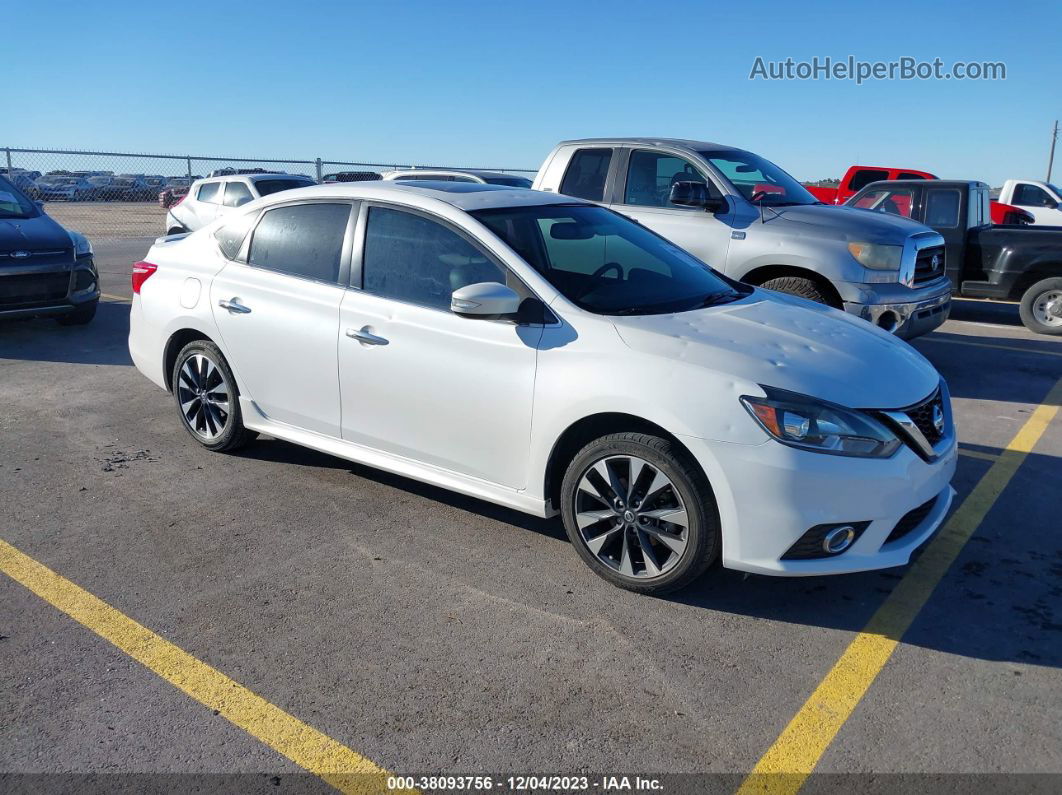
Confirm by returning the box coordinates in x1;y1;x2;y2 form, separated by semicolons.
129;180;957;594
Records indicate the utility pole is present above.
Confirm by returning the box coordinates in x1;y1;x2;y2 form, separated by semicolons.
1048;119;1059;182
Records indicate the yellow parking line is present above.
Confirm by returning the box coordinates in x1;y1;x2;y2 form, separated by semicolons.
0;538;414;795
737;375;1062;795
920;336;1062;358
957;449;1000;462
100;293;131;303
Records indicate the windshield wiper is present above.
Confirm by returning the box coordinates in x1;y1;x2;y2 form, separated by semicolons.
699;290;740;307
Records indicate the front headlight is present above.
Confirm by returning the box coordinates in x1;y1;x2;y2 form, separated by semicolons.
848;241;901;270
740;387;901;458
71;232;93;257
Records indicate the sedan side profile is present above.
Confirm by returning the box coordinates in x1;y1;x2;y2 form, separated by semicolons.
130;181;956;593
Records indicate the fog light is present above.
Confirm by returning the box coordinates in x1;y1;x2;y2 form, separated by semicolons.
822;525;856;554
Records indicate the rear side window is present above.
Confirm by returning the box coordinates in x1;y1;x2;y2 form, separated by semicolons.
197;182;221;203
925;190;961;228
223;181;254;208
362;207;504;311
254;178;314;197
214;211;258;260
848;169;889;191
247;203;350;283
559;148;613;201
897;172;929;181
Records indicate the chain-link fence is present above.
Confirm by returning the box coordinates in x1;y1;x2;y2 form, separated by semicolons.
2;147;537;242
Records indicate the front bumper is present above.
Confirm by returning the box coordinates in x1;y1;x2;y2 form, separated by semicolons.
842;278;952;340
679;428;958;576
0;255;100;320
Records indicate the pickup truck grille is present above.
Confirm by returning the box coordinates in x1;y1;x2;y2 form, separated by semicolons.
913;245;945;284
0;272;72;308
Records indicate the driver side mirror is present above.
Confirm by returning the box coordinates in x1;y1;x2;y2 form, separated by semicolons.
669;181;728;214
451;282;521;318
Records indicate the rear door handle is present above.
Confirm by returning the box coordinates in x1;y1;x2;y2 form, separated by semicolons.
346;326;389;346
218;298;251;314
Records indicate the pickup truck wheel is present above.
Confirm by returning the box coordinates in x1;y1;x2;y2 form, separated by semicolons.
560;432;719;594
1019;277;1062;335
759;275;834;307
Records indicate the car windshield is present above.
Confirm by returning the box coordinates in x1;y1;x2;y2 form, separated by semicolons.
699;150;819;206
254;178;314;196
485;176;533;188
0;177;39;219
472;204;749;315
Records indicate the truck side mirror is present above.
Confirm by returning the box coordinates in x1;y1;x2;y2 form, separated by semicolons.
669;181;728;214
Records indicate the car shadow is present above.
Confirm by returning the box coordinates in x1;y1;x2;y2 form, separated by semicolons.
0;300;132;366
949;297;1024;327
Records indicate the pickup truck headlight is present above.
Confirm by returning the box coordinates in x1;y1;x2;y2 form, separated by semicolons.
848;242;901;270
741;387;901;458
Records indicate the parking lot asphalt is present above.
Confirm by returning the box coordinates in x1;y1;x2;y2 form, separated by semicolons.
1;239;1060;791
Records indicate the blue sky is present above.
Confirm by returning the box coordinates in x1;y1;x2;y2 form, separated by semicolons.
7;0;1060;185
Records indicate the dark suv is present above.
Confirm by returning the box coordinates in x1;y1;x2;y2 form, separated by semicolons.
0;175;99;325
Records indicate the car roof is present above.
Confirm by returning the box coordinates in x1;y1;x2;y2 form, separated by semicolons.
383;168;528;180
557;137;745;154
247;180;587;212
862;179;987;190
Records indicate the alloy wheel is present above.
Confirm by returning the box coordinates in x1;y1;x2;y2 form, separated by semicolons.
574;455;689;579
177;353;231;441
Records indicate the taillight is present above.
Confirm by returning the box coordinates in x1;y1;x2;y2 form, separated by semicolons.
132;261;158;294
174;191;188;206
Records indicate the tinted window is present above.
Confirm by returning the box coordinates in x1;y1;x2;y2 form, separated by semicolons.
254;178;314;197
925;190;961;228
223;181;254;208
1013;183;1054;207
897;172;929;181
214;211;258;259
484;176;533;188
559;148;613;201
851;187;916;218
247;203;350;283
473;204;746;315
624;150;712;207
362;207;504;311
848;169;889;191
197;182;221;203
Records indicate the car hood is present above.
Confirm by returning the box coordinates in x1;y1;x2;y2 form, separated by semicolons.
610;290;939;409
768;204;930;243
0;213;72;252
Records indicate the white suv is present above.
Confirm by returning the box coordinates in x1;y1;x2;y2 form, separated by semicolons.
130;181;956;594
165;173;315;234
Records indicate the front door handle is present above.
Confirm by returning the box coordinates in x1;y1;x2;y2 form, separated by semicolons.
219;298;251;314
346;326;389;346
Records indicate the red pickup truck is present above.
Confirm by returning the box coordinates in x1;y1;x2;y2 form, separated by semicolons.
805;165;1032;225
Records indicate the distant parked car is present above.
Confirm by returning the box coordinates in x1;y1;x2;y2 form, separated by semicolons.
382;169;533;188
94;176;155;201
165;173;316;234
322;171;382;183
0;174;99;324
159;177;194;209
38;176;95;201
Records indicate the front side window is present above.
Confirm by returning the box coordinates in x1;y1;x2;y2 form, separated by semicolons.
700;150;819;206
848;169;889;191
473;204;747;315
924;189;961;228
247;203;350;283
223;181;254;208
623;150;713;208
214;211;258;259
851;187;916;218
559;148;613;202
1013;183;1055;207
197;182;221;203
362;207;504;311
253;178;314;197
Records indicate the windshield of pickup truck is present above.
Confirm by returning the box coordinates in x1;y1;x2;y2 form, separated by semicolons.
700;150;819;206
472;204;748;315
0;177;38;219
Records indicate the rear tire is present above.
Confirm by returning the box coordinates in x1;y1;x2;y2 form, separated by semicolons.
759;275;834;307
560;432;719;594
56;300;97;326
1018;277;1062;335
172;340;257;452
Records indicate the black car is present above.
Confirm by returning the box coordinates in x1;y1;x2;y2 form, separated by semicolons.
0;175;99;325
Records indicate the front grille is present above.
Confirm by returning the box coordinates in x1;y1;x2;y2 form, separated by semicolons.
0;272;71;308
906;388;945;444
884;496;937;545
0;247;74;263
913;245;945;284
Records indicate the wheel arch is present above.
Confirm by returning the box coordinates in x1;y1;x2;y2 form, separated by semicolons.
1008;266;1062;301
740;264;844;308
163;328;218;392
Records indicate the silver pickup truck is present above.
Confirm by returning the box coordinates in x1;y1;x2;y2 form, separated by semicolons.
533;138;952;338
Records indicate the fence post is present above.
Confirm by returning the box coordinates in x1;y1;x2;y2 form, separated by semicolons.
186;156;192;180
315;158;323;182
4;147;12;176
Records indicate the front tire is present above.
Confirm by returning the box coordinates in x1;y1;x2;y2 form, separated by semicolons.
1019;277;1062;335
172;341;257;452
56;300;98;326
759;275;835;307
560;432;719;594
